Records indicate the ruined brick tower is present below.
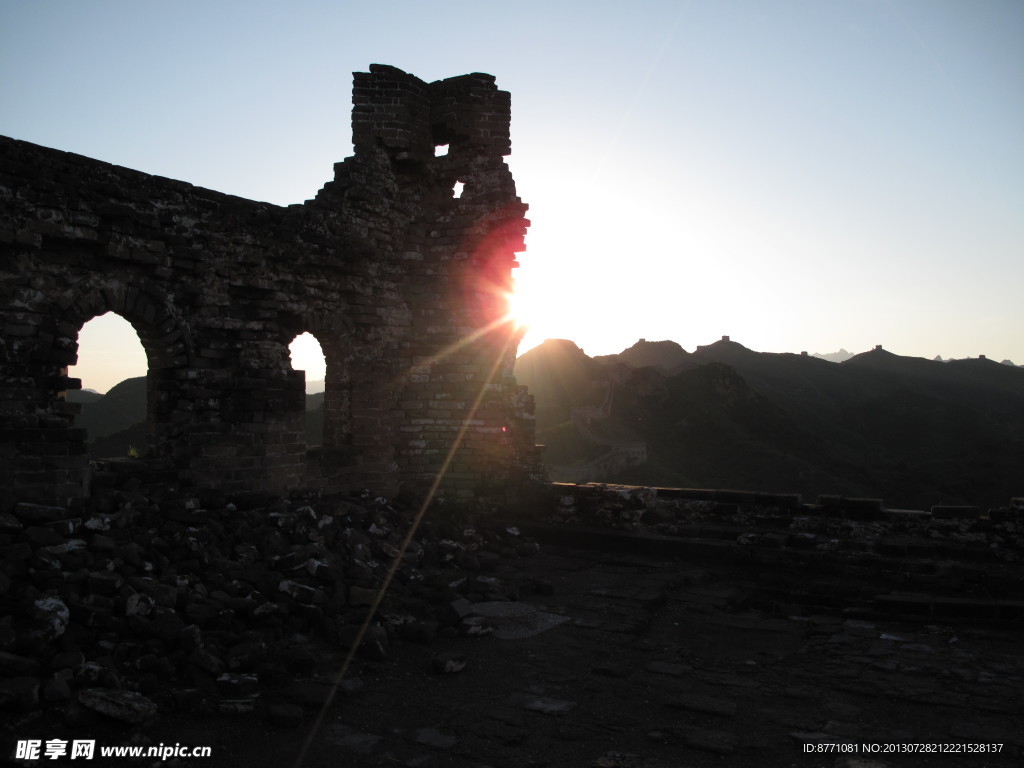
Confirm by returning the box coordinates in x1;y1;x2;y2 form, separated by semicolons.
0;64;540;509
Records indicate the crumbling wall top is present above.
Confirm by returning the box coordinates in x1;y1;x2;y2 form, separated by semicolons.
351;64;512;163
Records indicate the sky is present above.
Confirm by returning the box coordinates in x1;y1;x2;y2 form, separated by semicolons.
2;0;1022;393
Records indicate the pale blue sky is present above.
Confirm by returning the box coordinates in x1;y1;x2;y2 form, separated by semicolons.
3;0;1022;392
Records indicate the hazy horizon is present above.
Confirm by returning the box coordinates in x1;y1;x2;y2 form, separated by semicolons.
71;312;1017;395
6;0;1022;392
516;334;1020;364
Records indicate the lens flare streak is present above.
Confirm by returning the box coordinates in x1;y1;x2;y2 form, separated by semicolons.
291;319;518;768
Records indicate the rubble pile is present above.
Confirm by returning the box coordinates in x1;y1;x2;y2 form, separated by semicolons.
538;484;1024;622
550;485;1022;564
0;488;543;726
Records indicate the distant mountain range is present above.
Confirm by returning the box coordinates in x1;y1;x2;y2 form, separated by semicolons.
67;377;148;458
812;348;854;363
68;342;1023;509
514;338;1024;509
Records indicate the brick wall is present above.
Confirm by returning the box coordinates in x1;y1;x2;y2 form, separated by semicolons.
0;64;541;510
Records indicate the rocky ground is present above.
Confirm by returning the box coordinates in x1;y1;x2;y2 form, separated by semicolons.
2;483;1022;767
145;542;1023;768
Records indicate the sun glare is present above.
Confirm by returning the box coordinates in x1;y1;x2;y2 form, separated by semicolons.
506;287;531;333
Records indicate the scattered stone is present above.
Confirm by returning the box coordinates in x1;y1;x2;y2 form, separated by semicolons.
27;595;70;641
78;688;157;724
518;695;577;716
0;463;1017;764
469;601;536;631
467;601;570;640
125;592;155;618
432;652;468;674
189;647;226;676
459;617;494;637
217;673;259;698
130;577;178;608
440;597;475;626
226;640;267;671
75;662;120;689
218;698;258;715
279;579;324;605
0;511;24;532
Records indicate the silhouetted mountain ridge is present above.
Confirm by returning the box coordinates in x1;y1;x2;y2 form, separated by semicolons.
812;348;853;363
72;342;1024;508
71;377;147;442
515;338;1024;508
594;339;692;373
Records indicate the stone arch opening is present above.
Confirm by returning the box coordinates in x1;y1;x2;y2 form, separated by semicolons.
0;281;190;508
289;332;327;447
67;312;149;458
280;317;355;488
51;285;188;491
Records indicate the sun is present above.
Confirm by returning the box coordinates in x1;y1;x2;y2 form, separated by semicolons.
506;287;531;333
506;281;557;355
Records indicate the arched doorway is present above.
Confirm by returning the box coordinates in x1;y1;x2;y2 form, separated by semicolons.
67;312;149;458
289;332;327;447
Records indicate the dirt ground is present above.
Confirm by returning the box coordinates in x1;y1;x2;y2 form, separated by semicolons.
6;539;1022;768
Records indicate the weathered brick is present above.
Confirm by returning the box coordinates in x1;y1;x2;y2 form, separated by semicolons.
0;64;543;510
